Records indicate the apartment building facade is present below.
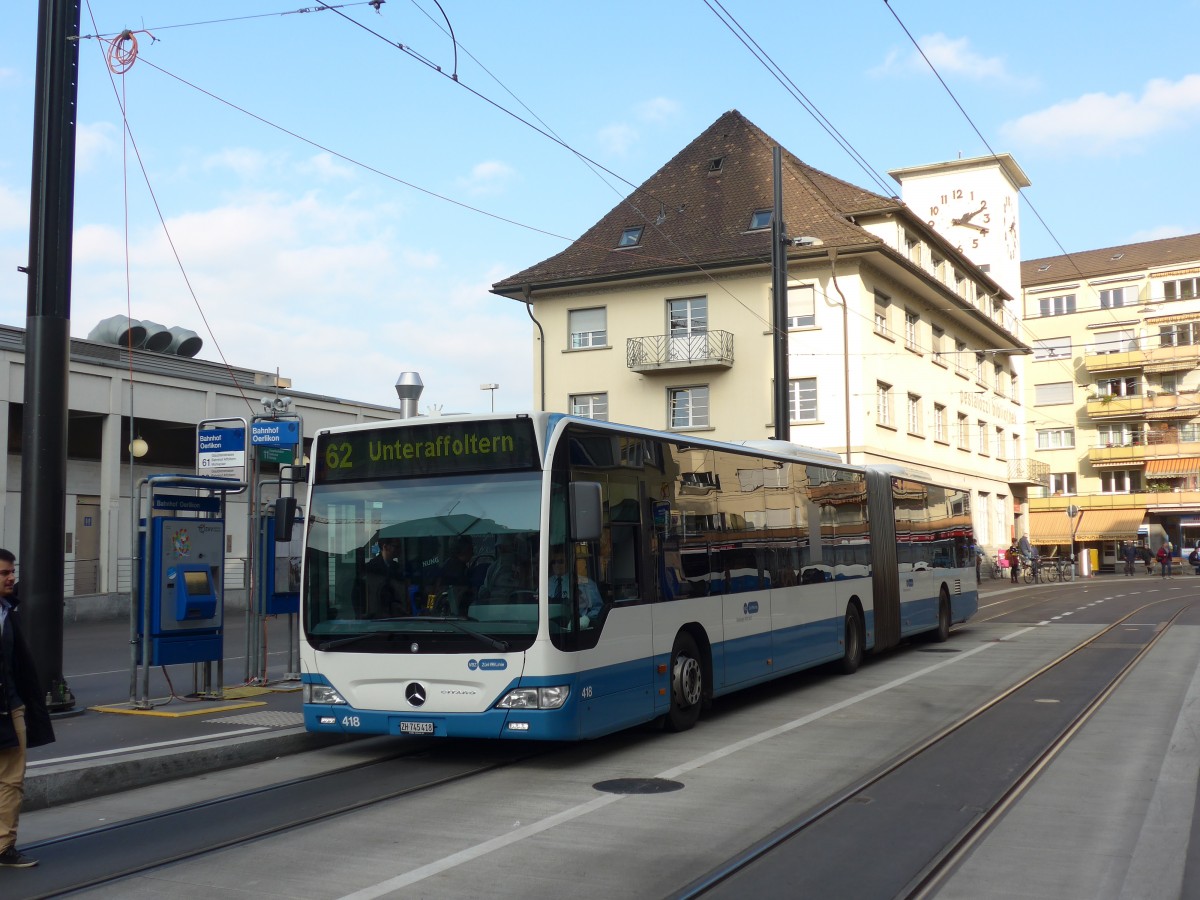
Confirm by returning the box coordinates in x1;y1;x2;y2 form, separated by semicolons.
1022;233;1200;565
492;110;1042;550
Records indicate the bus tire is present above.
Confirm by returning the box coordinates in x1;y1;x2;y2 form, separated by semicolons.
933;588;951;643
840;606;863;674
665;632;704;732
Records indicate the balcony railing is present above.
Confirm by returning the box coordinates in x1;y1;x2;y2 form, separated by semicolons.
1085;390;1199;419
1030;490;1200;513
1008;457;1050;487
1084;341;1200;374
627;330;734;373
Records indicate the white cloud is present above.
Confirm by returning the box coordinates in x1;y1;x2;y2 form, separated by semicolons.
298;152;356;181
597;122;637;156
75;121;118;172
1002;74;1200;153
636;97;680;124
872;33;1030;86
62;189;532;412
455;160;516;196
0;182;27;232
201;147;276;179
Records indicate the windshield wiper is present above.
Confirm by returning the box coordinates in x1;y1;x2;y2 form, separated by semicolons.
431;617;510;652
317;631;399;651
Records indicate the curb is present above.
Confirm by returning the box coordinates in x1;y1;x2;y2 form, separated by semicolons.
25;728;355;811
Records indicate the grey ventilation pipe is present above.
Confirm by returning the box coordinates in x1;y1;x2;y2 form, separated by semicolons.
88;315;146;349
167;326;203;357
138;320;172;352
394;371;424;419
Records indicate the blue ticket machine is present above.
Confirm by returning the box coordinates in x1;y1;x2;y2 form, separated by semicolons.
139;517;225;665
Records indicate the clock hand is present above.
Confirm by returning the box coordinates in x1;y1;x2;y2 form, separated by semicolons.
952;203;988;225
957;222;989;234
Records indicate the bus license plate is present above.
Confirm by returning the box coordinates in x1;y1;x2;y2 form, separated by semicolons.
400;721;434;735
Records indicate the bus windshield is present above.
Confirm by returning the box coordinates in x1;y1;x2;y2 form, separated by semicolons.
303;470;543;652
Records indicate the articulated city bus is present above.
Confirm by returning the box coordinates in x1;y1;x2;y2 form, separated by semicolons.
300;413;976;740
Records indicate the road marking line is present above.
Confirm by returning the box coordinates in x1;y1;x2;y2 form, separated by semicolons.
27;727;271;767
337;629;1036;899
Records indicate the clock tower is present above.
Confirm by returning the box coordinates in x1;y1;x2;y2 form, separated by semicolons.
888;153;1030;301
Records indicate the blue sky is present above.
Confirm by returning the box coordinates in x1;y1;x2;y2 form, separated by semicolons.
3;1;1199;414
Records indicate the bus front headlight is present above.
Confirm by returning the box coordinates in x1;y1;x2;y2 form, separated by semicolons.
496;685;570;710
304;683;347;705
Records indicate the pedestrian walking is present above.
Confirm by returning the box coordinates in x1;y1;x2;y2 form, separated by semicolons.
1121;540;1137;577
0;548;56;869
1142;545;1153;574
1008;540;1020;584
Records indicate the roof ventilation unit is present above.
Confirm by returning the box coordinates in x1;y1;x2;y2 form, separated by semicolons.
167;326;203;358
88;315;147;349
138;320;173;353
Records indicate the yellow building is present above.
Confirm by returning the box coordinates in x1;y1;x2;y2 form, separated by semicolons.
1021;233;1200;566
492;110;1043;554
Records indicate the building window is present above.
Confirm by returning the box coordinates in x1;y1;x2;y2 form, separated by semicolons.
748;209;772;230
1049;473;1077;495
1010;373;1019;402
957;413;970;450
1036;428;1075;449
1099;376;1139;398
568;307;607;349
1093;330;1136;354
932;254;946;282
975;353;987;385
1097;424;1136;446
904;310;919;351
933;404;947;443
931;326;946;365
1033;336;1071;360
954;270;968;299
977;420;989;455
954;340;969;377
876;381;893;427
874;291;891;337
1100;286;1133;308
1164;277;1199;301
789;378;817;422
1101;470;1141;494
1034;382;1074;405
1160;322;1199;347
1039;294;1076;316
617;226;643;248
787;285;815;328
669;386;709;429
667;296;707;361
994;363;1004;395
995;427;1006;460
907;394;922;435
570;393;608;421
905;231;922;266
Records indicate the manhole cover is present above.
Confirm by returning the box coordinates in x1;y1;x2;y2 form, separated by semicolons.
594;778;684;795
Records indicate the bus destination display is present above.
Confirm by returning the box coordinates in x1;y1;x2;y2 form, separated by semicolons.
315;419;538;483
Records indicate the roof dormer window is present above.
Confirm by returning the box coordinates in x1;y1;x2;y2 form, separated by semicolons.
748;209;772;231
617;226;644;248
708;156;725;173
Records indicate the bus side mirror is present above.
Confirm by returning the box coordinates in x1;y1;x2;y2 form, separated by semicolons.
570;482;603;542
275;496;298;542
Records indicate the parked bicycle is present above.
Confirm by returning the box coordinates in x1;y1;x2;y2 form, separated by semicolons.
1041;557;1075;583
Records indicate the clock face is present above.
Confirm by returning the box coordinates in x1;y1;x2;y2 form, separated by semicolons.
925;187;994;254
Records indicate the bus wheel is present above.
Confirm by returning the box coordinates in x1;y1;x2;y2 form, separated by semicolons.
933;588;951;643
841;607;863;674
666;632;704;732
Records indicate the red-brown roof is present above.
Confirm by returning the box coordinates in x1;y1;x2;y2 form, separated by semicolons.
1022;232;1200;288
492;110;901;296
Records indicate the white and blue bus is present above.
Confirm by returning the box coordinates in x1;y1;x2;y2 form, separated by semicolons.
300;413;977;740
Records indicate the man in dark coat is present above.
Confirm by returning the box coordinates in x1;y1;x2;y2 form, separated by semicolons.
0;548;55;868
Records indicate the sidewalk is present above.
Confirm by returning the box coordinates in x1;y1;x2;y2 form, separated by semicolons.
23;615;346;811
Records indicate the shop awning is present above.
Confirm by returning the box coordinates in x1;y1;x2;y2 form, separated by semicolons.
1145;457;1200;477
1073;508;1146;541
1028;510;1078;544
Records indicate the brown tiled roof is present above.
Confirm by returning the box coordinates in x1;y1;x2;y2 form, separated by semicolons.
1022;232;1200;287
491;110;901;295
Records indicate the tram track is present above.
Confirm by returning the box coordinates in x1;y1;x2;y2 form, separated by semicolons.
672;595;1197;899
8;740;552;900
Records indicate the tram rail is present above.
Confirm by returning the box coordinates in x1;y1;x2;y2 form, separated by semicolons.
673;596;1194;899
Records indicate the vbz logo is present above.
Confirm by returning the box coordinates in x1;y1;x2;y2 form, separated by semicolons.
743;600;759;615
